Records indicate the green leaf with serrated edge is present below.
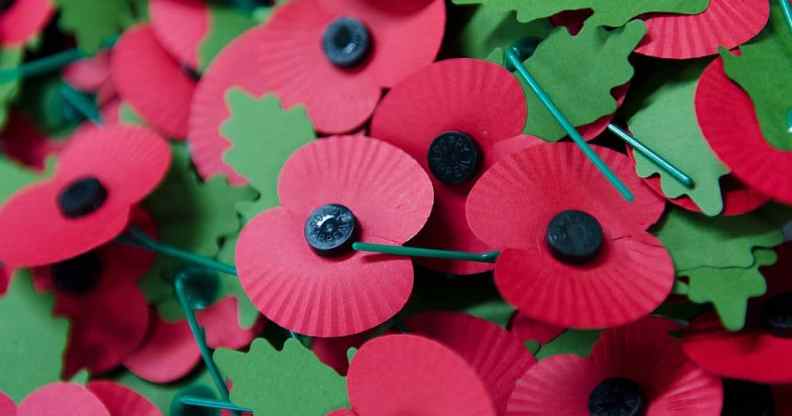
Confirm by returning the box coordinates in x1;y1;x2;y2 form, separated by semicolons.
627;59;729;216
516;22;646;141
457;6;552;60
197;6;256;71
535;329;600;360
654;206;784;272
221;89;315;223
0;48;23;129
55;0;133;53
722;3;792;151
215;338;349;414
113;368;217;414
464;300;515;328
141;143;257;326
0;271;70;402
685;248;778;331
451;0;708;27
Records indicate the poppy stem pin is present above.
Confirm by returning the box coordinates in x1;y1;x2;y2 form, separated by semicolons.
59;84;102;125
606;124;695;188
178;396;253;413
352;242;500;263
505;47;635;202
0;36;117;83
780;0;792;34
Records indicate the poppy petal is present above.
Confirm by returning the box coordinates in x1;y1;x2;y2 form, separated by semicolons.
64;52;112;93
696;57;792;205
112;24;196;139
509;312;565;345
405;311;536;414
577;84;629;141
278;136;434;245
18;383;109;416
312;333;367;375
149;0;209;69
635;0;770;59
0;390;14;414
87;381;160;416
123;313;200;383
200;296;261;350
347;334;497;416
0;0;55;47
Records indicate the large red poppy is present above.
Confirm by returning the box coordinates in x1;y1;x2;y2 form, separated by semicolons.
1;381;161;416
0;0;54;47
149;0;209;70
370;58;528;275
0;124;170;268
236;136;434;337
189;0;445;182
509;312;565;345
682;243;792;384
508;318;723;415
467;142;673;329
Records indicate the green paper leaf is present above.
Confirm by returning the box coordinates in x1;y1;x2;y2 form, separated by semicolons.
655;206;785;272
535;329;600;360
721;2;792;150
113;368;217;414
627;59;729;216
0;47;23;128
119;101;146;126
215;338;349;414
221;89;315;223
452;0;708;27
457;6;552;60
197;6;257;71
684;248;778;331
517;22;646;141
0;271;70;402
55;0;133;53
141;143;257;326
0;156;50;204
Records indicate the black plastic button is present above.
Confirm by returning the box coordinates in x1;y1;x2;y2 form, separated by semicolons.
322;17;371;68
588;378;644;416
57;176;108;219
762;293;792;337
546;210;604;264
52;252;102;294
427;131;481;186
304;204;357;256
722;380;775;416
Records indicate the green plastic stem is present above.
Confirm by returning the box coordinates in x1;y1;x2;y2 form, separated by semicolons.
606;124;695;189
175;270;240;416
781;0;792;34
505;48;634;202
229;0;260;12
179;396;253;413
118;228;238;276
59;84;102;125
352;242;500;263
0;36;118;83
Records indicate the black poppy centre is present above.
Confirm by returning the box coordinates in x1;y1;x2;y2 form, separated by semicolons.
304;203;358;256
52;251;103;294
546;210;604;264
761;292;792;337
322;17;371;68
427;131;481;186
0;0;15;13
57;176;109;219
588;377;644;416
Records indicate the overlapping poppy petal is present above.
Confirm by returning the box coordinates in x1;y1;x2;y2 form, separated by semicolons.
507;318;723;415
87;381;161;416
0;111;64;170
14;383;110;416
64;51;112;93
236;136;434;337
467;142;672;329
370;58;527;275
189;0;445;181
509;312;565;345
0;124;170;268
0;0;55;47
149;0;209;70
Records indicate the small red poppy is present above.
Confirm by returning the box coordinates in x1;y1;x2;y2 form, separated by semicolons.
0;111;64;170
10;383;111;416
682;243;792;384
189;0;445;181
124;296;262;383
635;0;770;59
696;57;792;205
236;135;434;337
405;311;536;415
149;0;209;70
345;334;497;416
370;58;527;275
112;24;196;139
0;124;170;268
31;209;154;378
0;0;54;47
509;312;565;345
86;381;160;416
466;142;673;329
507;318;723;415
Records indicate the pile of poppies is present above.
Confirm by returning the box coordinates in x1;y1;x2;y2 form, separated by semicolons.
0;0;790;414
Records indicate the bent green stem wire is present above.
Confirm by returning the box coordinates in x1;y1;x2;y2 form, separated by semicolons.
179;396;253;413
0;36;118;83
352;242;500;263
504;47;635;202
780;0;792;34
59;84;102;125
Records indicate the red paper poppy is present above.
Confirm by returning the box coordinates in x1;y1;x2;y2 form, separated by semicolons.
682;243;792;384
189;0;445;182
149;0;209;69
346;334;497;416
112;24;196;139
87;381;160;416
635;0;770;59
0;111;64;170
0;124;170;268
0;390;13;414
405;311;536;414
312;333;368;375
236;136;434;337
64;51;112;93
14;383;111;416
0;0;54;47
697;57;792;205
124;296;262;383
370;58;527;275
466;142;673;329
31;209;154;378
508;318;723;415
509;312;565;345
